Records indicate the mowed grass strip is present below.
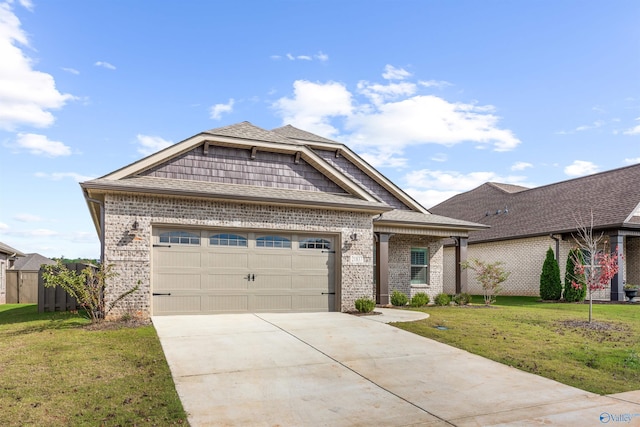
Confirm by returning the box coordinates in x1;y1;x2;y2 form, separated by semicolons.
394;297;640;395
0;305;187;426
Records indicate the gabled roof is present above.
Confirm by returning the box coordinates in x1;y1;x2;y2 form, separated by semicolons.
272;125;340;145
11;253;55;271
0;242;25;257
207;121;296;145
376;210;489;231
430;163;640;243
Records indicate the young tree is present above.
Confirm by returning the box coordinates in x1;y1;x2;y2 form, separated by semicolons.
42;260;139;322
540;247;562;300
571;212;620;323
564;248;586;302
461;259;510;305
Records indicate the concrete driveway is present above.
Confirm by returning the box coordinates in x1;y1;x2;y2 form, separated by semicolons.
153;311;640;426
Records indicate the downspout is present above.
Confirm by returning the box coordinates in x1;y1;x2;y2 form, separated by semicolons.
549;234;560;262
85;194;105;264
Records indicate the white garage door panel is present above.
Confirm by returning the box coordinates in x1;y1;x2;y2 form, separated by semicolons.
206;252;248;268
205;274;248;290
152;230;336;315
155;273;202;291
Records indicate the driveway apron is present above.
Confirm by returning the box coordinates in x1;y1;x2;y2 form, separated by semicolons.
153;312;640;427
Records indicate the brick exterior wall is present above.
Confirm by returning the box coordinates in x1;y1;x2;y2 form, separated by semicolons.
443;235;640;299
388;235;444;301
443;236;574;297
103;193;375;318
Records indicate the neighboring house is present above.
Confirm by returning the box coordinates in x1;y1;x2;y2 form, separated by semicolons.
81;121;485;317
0;242;25;304
7;253;56;304
430;164;640;301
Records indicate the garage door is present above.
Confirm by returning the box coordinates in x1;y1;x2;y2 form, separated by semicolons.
152;228;336;315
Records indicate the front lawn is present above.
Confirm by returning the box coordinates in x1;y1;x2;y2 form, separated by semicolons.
0;305;187;426
394;296;640;395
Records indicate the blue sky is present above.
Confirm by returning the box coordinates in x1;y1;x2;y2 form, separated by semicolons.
1;0;639;259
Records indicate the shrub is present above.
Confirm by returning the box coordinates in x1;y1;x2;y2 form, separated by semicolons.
540;247;562;300
461;259;510;305
410;292;430;307
354;297;376;313
564;248;586;302
390;290;408;306
452;293;472;305
434;293;451;306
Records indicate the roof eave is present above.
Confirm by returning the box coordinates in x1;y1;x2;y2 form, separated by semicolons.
81;182;392;214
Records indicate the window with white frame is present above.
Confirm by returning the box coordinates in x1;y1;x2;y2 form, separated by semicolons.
410;248;428;285
159;231;200;245
209;233;247;247
256;235;291;248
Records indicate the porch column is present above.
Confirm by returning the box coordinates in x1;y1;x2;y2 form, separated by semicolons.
610;234;624;301
375;233;392;305
454;237;468;294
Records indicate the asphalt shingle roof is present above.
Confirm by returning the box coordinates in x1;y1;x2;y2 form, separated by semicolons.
272;125;340;145
83;176;392;212
430;164;640;243
205;121;296;145
12;253;55;271
376;210;489;230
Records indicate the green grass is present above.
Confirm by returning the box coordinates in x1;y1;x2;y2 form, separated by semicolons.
394;296;640;395
0;305;188;426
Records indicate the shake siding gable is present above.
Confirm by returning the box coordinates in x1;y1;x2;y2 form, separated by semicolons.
314;149;411;210
142;146;346;193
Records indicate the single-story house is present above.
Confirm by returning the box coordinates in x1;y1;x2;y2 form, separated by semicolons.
81;121;485;317
7;253;56;304
430;164;640;301
0;242;25;304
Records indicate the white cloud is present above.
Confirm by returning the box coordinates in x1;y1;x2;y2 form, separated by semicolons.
15;133;71;156
94;61;116;70
61;67;79;75
210;98;234;120
0;2;74;130
13;213;42;222
0;222;8;231
564;160;599;177
315;51;328;62
430;153;448;162
273;67;520;160
136;134;173;156
404;169;531;207
624;120;640;135
511;161;533;171
575;120;605;132
273;80;353;138
624;157;640;165
419;80;452;89
4;228;58;237
274;51;329;62
382;64;411;80
34;171;95;182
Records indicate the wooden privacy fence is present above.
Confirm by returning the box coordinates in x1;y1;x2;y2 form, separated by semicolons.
38;263;95;313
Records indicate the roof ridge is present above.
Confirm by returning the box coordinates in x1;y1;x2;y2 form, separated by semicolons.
272;124;341;145
205;121;295;145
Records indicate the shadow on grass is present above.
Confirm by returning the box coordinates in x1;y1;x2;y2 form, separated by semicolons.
0;304;89;333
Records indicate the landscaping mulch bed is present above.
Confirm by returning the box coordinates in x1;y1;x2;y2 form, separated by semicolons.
347;310;383;317
84;318;152;331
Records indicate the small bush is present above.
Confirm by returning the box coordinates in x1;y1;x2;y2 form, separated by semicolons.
410;292;430;307
434;293;451;306
540;247;562;300
452;293;472;305
390;290;408;306
355;297;375;313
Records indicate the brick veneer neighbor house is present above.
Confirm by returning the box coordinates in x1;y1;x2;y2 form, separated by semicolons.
430;164;640;301
81;122;485;318
0;242;25;304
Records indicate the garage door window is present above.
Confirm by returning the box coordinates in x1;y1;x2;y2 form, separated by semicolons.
300;238;330;250
256;235;291;248
209;233;248;247
159;231;200;245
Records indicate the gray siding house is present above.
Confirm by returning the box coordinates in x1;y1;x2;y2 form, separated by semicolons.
81;122;485;318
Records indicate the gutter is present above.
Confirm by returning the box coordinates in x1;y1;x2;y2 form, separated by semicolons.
549;234;560;262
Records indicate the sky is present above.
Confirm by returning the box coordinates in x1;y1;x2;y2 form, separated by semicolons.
0;0;639;259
